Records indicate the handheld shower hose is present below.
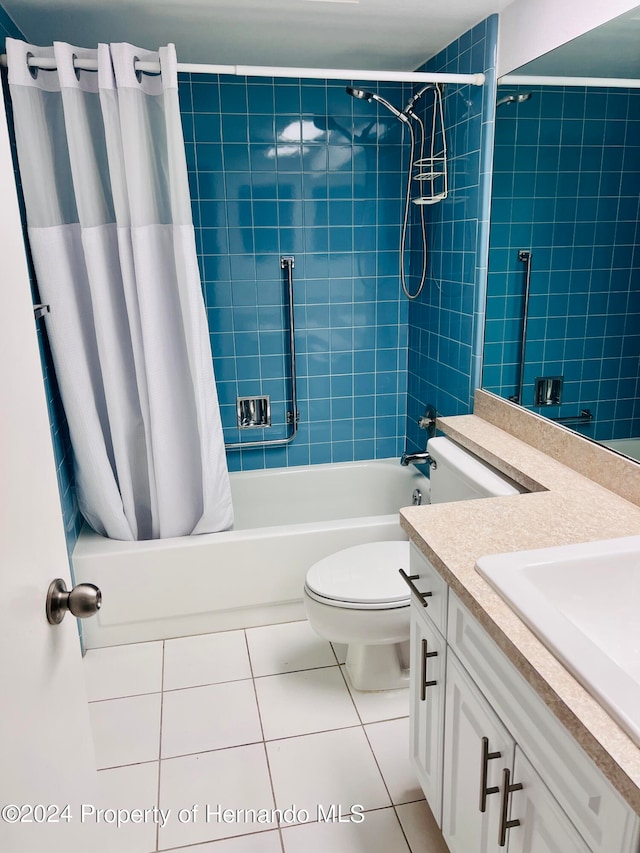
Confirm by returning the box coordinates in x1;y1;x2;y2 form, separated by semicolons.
346;85;433;299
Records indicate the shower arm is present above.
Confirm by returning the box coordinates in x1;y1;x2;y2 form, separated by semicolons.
224;256;300;451
403;83;435;116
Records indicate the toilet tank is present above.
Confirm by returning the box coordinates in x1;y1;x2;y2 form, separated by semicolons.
427;436;526;504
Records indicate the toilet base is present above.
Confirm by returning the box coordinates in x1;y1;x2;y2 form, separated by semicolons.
345;640;410;691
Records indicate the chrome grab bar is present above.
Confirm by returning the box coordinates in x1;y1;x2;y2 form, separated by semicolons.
225;256;299;450
282;256;300;431
509;249;532;406
550;408;593;425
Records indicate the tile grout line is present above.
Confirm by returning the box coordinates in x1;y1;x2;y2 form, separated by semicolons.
157;826;283;851
360;721;416;852
242;628;260;729
87;636;343;703
361;722;395;806
88;689;163;704
336;649;418;849
265;721;362;746
243;629;287;853
392;802;421;853
336;657;366;727
155;639;166;853
161;661;344;694
98;718;401;773
329;640;343;667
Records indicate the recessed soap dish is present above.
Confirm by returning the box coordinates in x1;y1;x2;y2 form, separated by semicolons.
237;396;271;429
534;376;563;406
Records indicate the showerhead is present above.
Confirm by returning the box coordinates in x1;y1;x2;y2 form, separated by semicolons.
345;86;409;124
346;86;374;101
496;92;532;108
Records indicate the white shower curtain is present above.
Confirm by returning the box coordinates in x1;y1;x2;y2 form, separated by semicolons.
7;38;233;540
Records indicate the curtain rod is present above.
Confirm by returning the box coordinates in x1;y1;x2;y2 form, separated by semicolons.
499;74;640;89
0;53;485;85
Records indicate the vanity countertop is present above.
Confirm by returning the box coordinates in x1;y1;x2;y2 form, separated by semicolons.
400;397;640;813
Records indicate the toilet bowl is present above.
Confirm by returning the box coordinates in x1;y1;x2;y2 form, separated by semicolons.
303;540;411;691
303;437;525;693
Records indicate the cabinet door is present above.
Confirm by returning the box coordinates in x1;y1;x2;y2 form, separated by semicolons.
410;603;447;824
442;651;515;853
448;590;640;853
507;747;591;853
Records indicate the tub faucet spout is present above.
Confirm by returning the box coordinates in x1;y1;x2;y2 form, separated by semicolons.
400;451;432;466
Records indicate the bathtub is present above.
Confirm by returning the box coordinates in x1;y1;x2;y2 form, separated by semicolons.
73;459;430;649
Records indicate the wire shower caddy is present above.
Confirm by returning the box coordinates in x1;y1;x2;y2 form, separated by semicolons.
412;84;448;205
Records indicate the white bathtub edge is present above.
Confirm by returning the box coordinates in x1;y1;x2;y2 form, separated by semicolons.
75;516;409;649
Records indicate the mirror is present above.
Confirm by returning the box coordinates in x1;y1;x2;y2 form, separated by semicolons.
483;6;640;463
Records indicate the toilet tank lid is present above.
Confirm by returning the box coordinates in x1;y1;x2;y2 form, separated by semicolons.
306;541;411;605
427;436;526;496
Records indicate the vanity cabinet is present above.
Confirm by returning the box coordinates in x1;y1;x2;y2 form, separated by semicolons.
442;651;590;853
407;545;640;853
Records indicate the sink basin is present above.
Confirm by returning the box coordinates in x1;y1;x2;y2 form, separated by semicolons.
476;535;640;747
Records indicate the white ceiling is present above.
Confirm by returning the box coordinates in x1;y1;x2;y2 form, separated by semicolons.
1;0;508;71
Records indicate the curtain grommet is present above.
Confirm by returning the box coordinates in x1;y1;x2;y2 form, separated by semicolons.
26;51;38;80
133;55;142;84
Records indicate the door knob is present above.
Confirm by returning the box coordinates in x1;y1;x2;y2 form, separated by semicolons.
46;578;102;625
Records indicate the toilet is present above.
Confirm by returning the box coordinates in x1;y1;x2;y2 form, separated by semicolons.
303;436;526;691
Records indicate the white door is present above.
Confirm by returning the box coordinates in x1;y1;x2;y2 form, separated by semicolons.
0;86;106;851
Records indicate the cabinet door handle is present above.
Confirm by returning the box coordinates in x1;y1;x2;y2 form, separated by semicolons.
420;638;438;700
399;568;433;607
479;736;501;812
498;767;523;847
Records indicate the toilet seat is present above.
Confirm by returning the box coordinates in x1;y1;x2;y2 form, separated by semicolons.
304;541;411;610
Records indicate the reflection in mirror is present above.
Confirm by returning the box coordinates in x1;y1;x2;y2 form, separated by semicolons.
483;74;640;461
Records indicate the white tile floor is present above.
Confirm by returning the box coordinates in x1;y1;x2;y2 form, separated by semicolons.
83;620;449;853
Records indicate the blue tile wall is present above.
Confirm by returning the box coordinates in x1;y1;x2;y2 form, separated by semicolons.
484;85;640;441
405;16;498;454
1;8;82;555
179;74;410;470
